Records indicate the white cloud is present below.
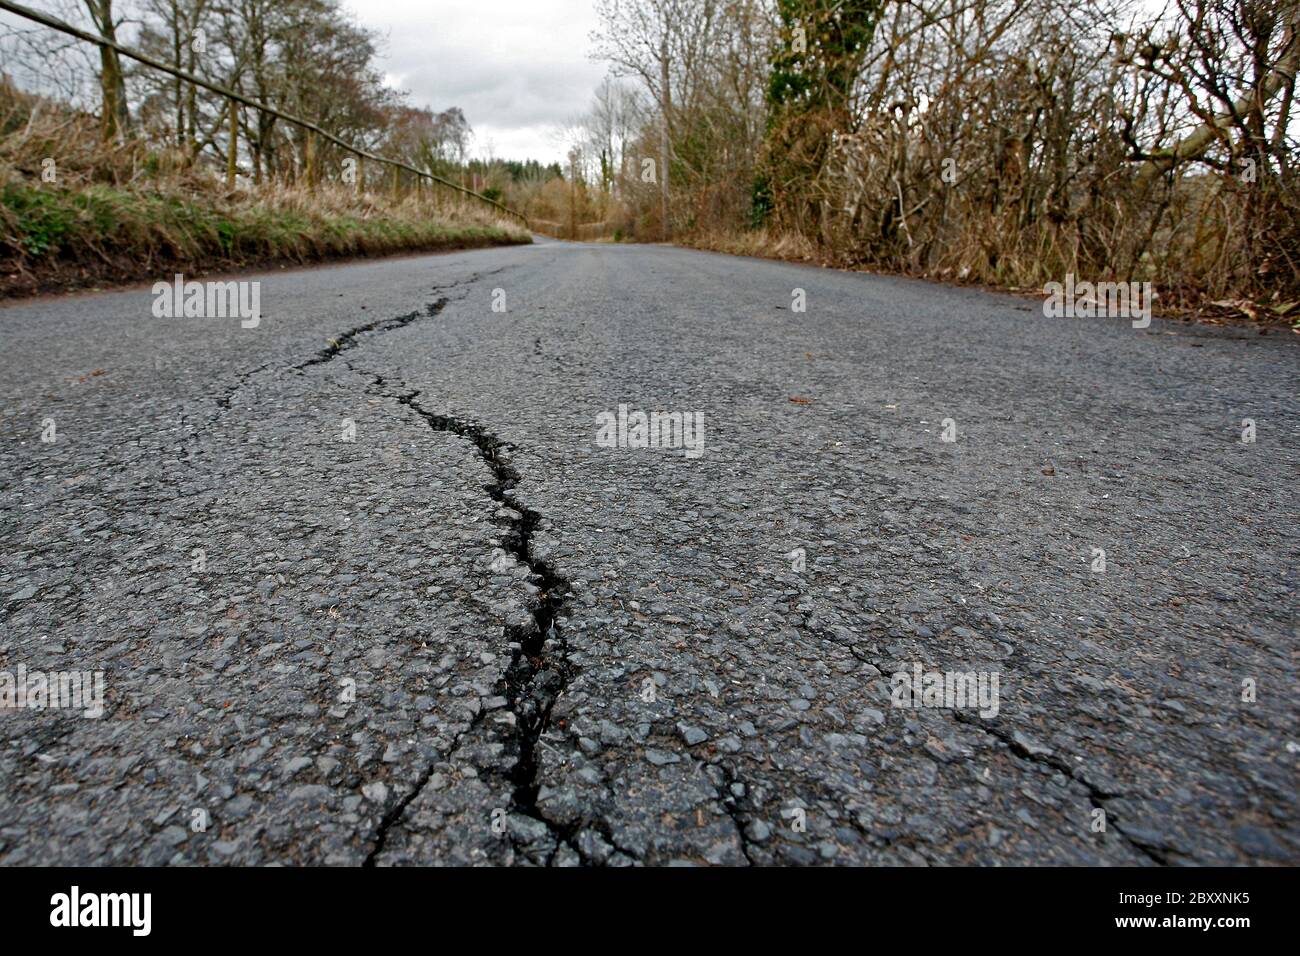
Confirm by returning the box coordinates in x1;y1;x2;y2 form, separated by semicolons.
346;0;608;164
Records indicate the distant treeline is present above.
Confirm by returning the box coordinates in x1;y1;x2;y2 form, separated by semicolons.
552;0;1298;316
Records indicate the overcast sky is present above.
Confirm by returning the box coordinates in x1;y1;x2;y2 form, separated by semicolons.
345;0;608;165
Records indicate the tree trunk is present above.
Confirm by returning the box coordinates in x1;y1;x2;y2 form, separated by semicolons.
84;0;131;140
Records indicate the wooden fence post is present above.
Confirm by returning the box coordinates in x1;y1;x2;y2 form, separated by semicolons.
305;130;316;192
226;98;238;188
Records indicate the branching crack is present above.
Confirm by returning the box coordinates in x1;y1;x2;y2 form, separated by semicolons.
293;299;449;371
715;761;756;865
181;264;514;460
379;387;580;861
953;713;1171;865
280;267;583;866
362;708;488;867
216;362;270;409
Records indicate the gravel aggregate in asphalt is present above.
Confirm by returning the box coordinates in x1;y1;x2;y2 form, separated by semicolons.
1;239;1296;865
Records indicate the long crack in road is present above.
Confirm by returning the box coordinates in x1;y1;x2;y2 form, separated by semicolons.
0;241;1296;866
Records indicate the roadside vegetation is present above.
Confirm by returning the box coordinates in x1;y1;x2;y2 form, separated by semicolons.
0;1;528;298
529;0;1299;326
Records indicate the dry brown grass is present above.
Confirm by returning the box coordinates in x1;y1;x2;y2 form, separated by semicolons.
0;77;529;297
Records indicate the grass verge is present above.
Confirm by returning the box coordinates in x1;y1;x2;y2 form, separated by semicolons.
1;181;529;298
678;229;1297;330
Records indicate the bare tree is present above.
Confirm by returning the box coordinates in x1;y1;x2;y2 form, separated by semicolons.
82;0;131;139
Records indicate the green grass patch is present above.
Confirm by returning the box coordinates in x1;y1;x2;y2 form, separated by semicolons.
1;180;529;294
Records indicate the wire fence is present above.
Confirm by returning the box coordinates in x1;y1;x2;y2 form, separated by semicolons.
0;0;529;228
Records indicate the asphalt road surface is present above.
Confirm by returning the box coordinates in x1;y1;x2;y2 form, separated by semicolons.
1;240;1296;866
